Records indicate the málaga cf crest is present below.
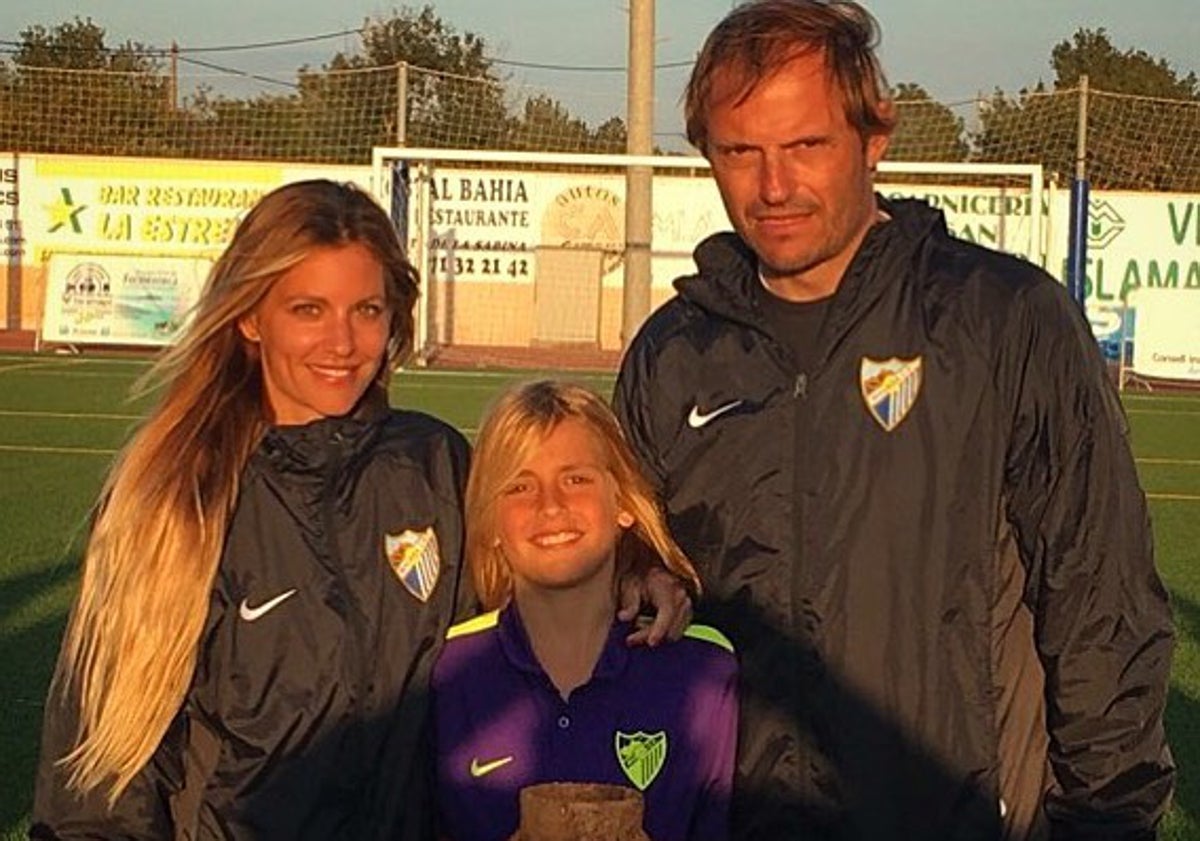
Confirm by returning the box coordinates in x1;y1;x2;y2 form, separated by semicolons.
615;731;667;791
860;356;923;432
384;527;440;603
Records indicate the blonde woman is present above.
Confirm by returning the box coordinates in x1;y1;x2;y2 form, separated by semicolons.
31;180;471;839
433;382;738;841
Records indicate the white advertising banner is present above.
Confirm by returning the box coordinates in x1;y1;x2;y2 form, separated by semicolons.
418;168;726;290
1047;190;1200;375
42;253;212;346
415;168;1041;290
878;182;1040;263
14;152;1198;368
1128;288;1200;380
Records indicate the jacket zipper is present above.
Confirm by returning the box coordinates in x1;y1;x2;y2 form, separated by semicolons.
792;369;811;625
790;367;818;804
322;432;371;773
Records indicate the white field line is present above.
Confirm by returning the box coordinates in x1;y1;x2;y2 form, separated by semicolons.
0;410;142;421
1126;409;1200;416
394;375;613;390
0;442;1186;465
0;360;612;387
0;436;491;453
0;359;82;375
0;354;145;365
1146;493;1200;502
1123;394;1200;404
0;355;148;377
395;368;581;379
0;444;116;455
0;369;147;380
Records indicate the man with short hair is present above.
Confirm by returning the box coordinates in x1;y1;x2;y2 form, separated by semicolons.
614;1;1175;838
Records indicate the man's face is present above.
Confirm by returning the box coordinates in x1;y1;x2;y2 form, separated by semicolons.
705;51;890;300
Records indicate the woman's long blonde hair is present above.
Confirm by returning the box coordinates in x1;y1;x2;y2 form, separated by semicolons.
53;180;419;803
465;380;700;610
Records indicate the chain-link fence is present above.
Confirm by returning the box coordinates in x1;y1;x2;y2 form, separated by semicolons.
2;61;1198;190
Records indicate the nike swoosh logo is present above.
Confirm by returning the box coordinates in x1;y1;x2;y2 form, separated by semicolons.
687;400;744;429
469;755;514;778
238;589;297;622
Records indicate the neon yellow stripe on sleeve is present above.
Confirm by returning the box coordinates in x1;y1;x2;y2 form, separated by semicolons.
446;610;500;640
683;623;735;653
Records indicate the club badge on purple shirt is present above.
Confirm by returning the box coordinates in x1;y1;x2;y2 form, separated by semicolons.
385;526;440;602
860;356;923;432
615;730;667;791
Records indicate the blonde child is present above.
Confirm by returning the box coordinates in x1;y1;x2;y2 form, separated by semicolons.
432;381;737;841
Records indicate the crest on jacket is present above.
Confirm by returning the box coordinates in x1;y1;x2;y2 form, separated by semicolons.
860;356;922;432
614;730;667;791
385;527;440;602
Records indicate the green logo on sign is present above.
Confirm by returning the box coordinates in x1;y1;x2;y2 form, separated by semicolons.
1088;199;1126;250
47;187;87;234
614;730;667;791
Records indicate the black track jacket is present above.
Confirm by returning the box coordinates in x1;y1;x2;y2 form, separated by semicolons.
32;398;470;840
614;199;1174;840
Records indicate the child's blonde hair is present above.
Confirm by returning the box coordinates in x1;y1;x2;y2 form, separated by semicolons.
466;380;700;609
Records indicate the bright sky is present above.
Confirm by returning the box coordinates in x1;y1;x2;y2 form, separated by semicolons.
2;0;1197;151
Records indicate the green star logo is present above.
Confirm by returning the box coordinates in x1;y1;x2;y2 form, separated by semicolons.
614;730;667;791
47;188;86;234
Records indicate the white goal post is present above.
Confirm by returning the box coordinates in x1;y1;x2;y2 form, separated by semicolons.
371;147;1045;369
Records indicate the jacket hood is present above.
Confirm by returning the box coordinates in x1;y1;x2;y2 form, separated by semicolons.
256;384;390;477
676;197;947;349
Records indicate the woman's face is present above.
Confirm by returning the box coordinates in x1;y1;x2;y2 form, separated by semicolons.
239;242;390;426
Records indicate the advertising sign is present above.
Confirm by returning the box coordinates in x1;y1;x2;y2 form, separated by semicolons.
22;154;370;346
1;153;19;261
418;168;1041;289
42;253;211;346
1128;288;1200;380
880;182;1040;262
2;151;23;329
421;169;725;289
21;155;371;257
1047;190;1200;375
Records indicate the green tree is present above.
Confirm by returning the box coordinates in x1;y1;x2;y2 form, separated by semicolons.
591;116;628;153
321;5;511;152
174;5;519;163
14;17;158;72
3;17;173;156
1;7;637;162
183;86;314;162
974;82;1078;178
1050;28;1200;190
975;29;1200;190
1050;28;1198;99
888;83;968;163
509;93;590;152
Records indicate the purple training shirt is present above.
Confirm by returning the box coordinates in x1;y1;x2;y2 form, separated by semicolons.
432;605;738;841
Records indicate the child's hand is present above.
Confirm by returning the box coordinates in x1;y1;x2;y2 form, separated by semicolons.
618;566;694;646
